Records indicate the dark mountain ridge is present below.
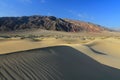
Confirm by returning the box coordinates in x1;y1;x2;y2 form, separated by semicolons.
0;15;110;32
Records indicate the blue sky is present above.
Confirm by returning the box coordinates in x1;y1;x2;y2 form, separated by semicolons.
0;0;120;29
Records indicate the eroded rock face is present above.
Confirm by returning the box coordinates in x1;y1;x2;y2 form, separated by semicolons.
0;15;109;32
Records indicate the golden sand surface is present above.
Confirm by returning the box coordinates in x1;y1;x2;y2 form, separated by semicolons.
0;37;120;69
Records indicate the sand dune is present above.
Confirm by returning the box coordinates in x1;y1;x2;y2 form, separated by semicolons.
0;38;66;54
87;38;120;57
1;37;120;80
82;38;120;69
0;37;90;55
1;46;120;80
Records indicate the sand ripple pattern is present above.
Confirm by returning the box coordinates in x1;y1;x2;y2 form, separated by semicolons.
0;48;63;80
0;46;120;80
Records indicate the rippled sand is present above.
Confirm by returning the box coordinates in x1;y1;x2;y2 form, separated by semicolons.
0;38;120;80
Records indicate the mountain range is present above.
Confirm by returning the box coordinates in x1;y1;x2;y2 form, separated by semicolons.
0;15;111;32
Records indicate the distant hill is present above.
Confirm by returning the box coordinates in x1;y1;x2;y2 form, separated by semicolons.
0;15;110;32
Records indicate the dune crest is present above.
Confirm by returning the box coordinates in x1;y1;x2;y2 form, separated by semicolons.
71;38;120;69
0;38;120;69
1;46;120;80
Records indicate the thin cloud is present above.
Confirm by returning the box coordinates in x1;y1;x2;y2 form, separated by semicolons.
77;13;94;20
17;0;32;3
69;10;94;20
40;0;46;3
17;0;46;4
78;13;86;18
47;12;52;16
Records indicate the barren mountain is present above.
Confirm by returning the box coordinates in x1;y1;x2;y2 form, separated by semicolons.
0;15;110;32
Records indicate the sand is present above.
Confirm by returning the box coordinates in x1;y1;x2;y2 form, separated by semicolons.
0;37;90;54
76;38;120;69
0;38;66;54
0;37;120;80
1;46;120;80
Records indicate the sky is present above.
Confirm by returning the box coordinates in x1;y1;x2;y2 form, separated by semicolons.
0;0;120;29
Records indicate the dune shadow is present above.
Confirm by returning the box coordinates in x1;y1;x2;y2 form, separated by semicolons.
0;46;120;80
87;45;107;55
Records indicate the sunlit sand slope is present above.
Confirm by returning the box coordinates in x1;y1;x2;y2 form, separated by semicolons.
0;38;66;54
76;38;120;69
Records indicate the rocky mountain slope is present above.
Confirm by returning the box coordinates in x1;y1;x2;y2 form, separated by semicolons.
0;15;110;32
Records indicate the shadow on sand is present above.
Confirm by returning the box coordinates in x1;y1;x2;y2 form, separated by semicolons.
87;45;107;55
0;46;120;80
